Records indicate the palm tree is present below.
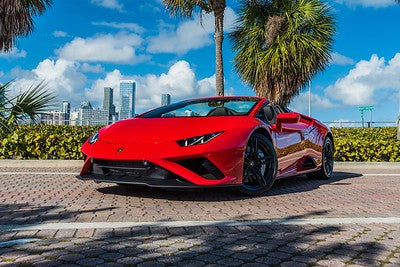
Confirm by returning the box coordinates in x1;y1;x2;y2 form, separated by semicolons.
230;0;335;105
0;0;52;52
163;0;226;96
0;81;55;133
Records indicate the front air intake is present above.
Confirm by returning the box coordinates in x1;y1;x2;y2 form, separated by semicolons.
177;158;224;180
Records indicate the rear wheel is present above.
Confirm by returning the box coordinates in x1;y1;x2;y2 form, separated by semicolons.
238;133;277;196
307;136;334;180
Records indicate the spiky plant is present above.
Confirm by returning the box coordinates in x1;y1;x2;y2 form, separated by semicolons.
230;0;335;105
0;0;52;52
163;0;226;96
0;81;55;132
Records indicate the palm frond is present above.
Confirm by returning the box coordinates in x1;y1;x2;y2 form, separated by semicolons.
230;0;335;105
0;0;52;52
0;81;56;131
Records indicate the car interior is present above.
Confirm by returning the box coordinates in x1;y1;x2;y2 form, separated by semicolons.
258;105;290;125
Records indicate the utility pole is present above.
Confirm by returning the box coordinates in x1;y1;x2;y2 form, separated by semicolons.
308;80;311;117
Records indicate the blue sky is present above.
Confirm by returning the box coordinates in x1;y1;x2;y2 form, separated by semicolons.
0;0;400;123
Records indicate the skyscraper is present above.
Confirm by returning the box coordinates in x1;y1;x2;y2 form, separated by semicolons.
103;87;114;123
61;101;70;125
161;94;171;106
119;80;136;120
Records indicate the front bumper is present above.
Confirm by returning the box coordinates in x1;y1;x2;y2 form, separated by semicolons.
77;158;240;188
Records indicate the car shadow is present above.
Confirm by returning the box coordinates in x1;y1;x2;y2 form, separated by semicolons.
96;171;362;201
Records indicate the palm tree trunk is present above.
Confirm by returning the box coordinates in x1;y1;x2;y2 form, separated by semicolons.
214;9;224;96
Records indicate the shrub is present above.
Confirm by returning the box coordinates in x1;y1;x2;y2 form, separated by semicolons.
0;125;101;159
0;125;399;161
331;127;400;162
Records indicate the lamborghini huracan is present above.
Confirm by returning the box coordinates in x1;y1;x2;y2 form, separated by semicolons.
78;96;334;196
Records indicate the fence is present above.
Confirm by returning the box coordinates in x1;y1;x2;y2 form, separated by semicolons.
37;119;398;128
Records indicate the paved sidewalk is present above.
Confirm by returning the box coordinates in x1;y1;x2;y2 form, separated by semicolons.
0;163;399;266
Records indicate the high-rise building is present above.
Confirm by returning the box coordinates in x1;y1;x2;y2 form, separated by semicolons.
61;101;71;125
119;80;136;120
161;94;171;106
103;87;114;123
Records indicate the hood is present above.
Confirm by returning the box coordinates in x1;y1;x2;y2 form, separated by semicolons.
99;117;253;144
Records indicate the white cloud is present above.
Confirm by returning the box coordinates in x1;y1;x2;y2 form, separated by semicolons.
331;52;355;65
55;32;148;64
147;7;237;54
335;0;395;8
80;63;104;73
290;91;334;114
0;48;27;59
53;30;67;37
91;0;124;12
85;60;218;111
9;59;87;104
92;21;145;34
325;53;400;106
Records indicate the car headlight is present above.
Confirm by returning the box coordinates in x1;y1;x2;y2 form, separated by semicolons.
88;132;99;144
177;131;223;147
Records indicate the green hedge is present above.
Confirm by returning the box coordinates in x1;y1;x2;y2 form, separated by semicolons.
331;127;400;162
0;125;101;159
0;125;399;161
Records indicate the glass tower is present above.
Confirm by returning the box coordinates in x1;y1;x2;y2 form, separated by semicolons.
103;87;114;122
119;80;136;120
161;94;171;106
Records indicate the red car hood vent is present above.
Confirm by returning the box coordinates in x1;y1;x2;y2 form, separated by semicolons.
99;117;247;144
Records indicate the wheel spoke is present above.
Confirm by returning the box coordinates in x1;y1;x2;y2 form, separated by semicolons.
251;167;265;186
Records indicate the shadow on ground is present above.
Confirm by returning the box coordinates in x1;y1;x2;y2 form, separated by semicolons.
0;210;396;266
96;171;362;201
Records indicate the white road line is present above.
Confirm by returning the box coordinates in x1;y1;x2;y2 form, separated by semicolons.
2;217;400;231
0;172;398;176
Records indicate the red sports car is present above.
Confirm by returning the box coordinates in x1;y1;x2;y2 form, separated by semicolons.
78;96;334;196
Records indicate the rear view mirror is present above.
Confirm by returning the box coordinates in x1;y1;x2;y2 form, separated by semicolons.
275;113;300;132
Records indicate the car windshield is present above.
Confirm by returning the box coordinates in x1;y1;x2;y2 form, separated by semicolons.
139;98;260;118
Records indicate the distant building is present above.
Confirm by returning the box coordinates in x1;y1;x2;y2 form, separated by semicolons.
161;94;171;106
40;111;67;125
69;111;79;126
79;108;108;126
103;87;115;123
119;80;136;120
81;101;93;110
61;101;71;125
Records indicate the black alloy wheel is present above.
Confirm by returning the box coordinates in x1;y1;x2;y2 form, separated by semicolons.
307;136;334;180
239;133;277;196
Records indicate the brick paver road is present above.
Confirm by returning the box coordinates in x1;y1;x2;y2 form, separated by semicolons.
0;164;399;266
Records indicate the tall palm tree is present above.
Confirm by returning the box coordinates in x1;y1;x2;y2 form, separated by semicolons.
0;0;52;52
163;0;226;96
0;81;55;133
230;0;335;105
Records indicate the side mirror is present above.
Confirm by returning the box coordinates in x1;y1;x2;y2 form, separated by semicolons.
275;113;300;132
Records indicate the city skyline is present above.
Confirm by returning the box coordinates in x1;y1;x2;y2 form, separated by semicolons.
0;1;399;123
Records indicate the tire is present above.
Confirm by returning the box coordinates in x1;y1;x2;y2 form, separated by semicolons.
238;133;278;196
307;136;334;180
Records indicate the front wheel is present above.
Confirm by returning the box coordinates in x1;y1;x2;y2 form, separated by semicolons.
307;136;334;180
238;133;277;196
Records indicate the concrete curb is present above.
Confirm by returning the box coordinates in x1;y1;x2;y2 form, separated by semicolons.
0;160;82;168
0;160;399;169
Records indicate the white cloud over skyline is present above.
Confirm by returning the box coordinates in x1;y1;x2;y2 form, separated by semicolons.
90;0;124;12
331;52;355;65
55;32;148;64
325;53;400;106
147;7;237;55
53;31;67;37
335;0;395;8
0;48;27;59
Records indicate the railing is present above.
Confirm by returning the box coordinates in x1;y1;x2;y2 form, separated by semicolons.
323;121;397;128
36;119;398;128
